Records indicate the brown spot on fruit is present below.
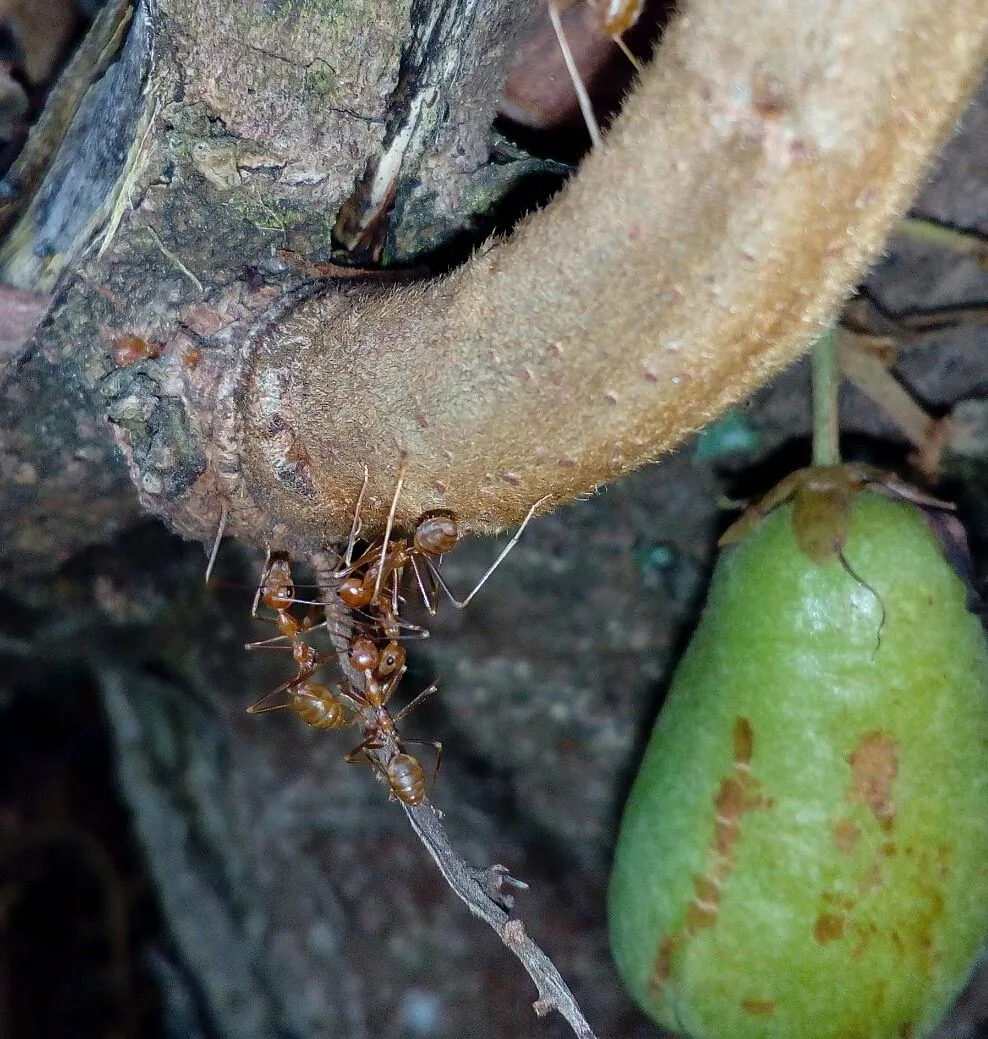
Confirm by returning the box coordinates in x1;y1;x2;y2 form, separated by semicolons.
685;899;718;932
846;731;899;823
833;818;862;855
733;717;753;766
685;873;721;931
648;934;682;996
740;998;776;1015
814;913;846;944
858;863;884;893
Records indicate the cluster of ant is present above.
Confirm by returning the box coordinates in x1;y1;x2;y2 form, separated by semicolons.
242;469;544;806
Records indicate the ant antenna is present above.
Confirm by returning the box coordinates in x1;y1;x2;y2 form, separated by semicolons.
548;0;603;147
344;465;370;567
594;0;643;71
427;495;551;609
373;460;406;604
204;502;229;585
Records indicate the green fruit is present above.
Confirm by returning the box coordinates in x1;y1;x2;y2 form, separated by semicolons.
608;482;988;1039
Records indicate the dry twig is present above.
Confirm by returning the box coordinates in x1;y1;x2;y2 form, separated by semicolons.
310;552;600;1039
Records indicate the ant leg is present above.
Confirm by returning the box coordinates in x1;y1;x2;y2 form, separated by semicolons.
244;634;295;651
345;733;386;765
247;660;323;714
394;681;439;724
402;738;443;793
389;566;403;618
428;495;550;610
584;0;643;72
409;557;437;614
204;502;229;585
373;459;406;603
547;0;603;147
344;465;370;567
251;547;274;620
610;32;640;72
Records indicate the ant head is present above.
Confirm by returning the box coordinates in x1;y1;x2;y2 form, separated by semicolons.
349;634;379;671
377;641;406;677
414;511;459;556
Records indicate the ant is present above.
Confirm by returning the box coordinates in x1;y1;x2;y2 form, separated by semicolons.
249;549;417;684
245;551;417;738
248;676;350;730
348;633;406;678
245;551;351;730
335;464;548;617
343;666;442;807
546;0;645;147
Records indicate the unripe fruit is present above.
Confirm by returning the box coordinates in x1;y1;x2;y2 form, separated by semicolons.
609;474;988;1039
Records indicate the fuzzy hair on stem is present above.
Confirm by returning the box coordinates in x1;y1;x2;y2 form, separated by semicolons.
187;0;988;554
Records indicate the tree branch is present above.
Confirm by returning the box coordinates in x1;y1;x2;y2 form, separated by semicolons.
156;0;988;554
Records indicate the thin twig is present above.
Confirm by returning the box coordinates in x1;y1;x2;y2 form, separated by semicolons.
309;552;600;1039
402;800;599;1039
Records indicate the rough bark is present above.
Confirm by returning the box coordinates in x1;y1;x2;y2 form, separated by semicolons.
0;0;533;575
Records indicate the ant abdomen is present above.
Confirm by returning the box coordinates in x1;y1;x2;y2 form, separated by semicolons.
339;575;374;609
413;512;459;556
294;683;349;730
600;0;643;37
387;752;426;805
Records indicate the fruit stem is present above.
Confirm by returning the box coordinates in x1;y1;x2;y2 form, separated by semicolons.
812;326;842;466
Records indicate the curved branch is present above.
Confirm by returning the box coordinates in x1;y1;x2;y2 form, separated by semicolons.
194;0;988;550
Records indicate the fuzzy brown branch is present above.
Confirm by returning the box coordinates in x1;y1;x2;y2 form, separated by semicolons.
172;0;988;555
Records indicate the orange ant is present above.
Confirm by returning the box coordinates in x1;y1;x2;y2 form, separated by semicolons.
248;675;350;730
248;549;418;686
347;633;406;678
336;465;549;617
245;551;351;730
246;549;440;804
343;666;442;806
